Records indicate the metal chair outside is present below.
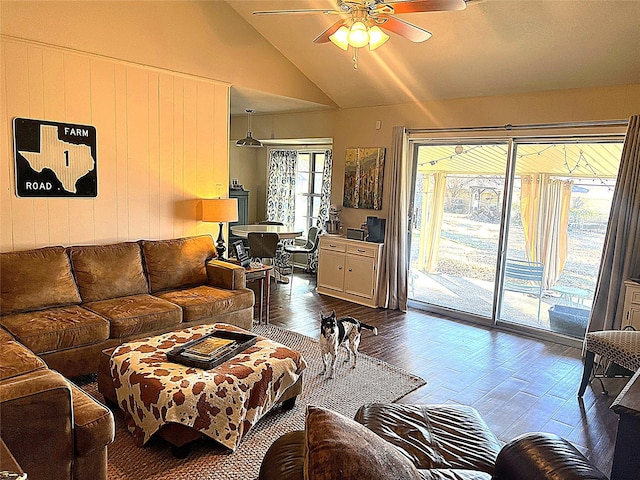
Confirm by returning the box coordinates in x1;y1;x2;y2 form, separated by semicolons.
502;258;545;323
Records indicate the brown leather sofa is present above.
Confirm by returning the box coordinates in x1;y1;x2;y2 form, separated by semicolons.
259;403;608;480
0;234;254;480
0;235;255;377
0;328;115;480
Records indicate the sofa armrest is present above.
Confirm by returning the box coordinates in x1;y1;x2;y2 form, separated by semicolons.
259;430;306;480
0;369;74;480
0;438;24;475
493;432;607;480
206;260;246;290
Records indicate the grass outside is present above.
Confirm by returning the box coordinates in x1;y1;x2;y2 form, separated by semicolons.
409;214;606;337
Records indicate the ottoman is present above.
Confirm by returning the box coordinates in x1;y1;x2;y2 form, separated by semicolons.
98;323;305;456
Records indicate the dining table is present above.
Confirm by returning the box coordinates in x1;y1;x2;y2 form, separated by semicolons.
230;224;303;239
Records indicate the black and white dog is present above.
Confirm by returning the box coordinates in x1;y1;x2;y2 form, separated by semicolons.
319;311;378;379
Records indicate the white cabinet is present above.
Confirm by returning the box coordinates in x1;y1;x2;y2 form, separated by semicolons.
317;235;383;308
622;279;640;330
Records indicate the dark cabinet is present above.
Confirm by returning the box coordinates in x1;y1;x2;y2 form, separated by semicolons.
229;187;249;247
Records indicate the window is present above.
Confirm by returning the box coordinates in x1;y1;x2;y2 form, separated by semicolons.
266;148;332;234
294;151;326;233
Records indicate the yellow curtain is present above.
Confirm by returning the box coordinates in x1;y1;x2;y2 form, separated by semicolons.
419;173;447;273
520;174;541;261
520;174;573;288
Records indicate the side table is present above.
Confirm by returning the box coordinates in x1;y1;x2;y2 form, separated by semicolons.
223;258;272;324
245;264;272;324
611;369;640;480
551;285;591;306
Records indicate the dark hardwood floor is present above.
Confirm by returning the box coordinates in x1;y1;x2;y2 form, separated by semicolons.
263;272;621;476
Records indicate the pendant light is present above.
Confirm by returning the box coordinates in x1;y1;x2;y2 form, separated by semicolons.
235;109;263;148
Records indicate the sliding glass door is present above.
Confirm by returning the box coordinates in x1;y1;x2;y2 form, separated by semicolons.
409;136;623;340
498;140;622;337
409;142;509;319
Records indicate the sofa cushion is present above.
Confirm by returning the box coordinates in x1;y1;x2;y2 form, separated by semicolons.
304;405;420;480
0;246;81;315
68;382;115;456
355;403;501;474
0;339;46;380
155;285;254;323
140;235;216;293
84;294;182;339
0;327;14;343
0;306;110;354
69;242;148;302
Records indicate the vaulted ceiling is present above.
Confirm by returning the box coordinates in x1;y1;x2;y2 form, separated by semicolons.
226;0;640;114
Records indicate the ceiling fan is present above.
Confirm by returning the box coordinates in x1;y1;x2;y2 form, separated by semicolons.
253;0;468;69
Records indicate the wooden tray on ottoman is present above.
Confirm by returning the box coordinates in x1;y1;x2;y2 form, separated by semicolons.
166;330;257;370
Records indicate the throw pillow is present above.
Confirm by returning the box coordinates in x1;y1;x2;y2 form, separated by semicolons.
304;405;420;480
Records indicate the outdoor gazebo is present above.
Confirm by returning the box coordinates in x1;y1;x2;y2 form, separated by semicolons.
414;142;622;290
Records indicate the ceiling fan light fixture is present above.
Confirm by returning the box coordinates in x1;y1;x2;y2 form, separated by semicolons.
235;109;263;148
368;25;389;50
347;21;370;48
329;26;350;50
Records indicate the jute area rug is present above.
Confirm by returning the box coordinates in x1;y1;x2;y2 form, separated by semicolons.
77;324;426;480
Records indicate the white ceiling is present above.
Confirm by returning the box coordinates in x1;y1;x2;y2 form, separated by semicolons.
227;0;640;115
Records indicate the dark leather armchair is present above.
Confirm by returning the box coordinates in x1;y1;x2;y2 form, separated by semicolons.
259;403;608;480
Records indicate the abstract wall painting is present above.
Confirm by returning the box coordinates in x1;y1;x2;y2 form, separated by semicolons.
343;147;385;210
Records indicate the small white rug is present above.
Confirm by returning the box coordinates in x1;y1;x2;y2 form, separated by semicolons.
80;324;425;480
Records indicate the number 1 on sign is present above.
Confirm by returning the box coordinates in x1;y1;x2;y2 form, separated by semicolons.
64;150;69;167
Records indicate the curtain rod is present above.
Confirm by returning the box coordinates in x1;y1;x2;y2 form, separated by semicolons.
408;119;628;135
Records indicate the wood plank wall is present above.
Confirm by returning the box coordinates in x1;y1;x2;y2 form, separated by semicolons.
1;37;230;252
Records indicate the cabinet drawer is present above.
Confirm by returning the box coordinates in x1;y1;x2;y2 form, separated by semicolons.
347;243;377;257
320;238;346;252
630;289;640;305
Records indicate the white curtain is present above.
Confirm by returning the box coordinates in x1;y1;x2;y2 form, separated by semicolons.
379;127;410;311
588;114;640;331
266;150;297;226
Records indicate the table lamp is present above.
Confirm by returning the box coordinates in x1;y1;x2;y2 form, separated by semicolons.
201;198;238;258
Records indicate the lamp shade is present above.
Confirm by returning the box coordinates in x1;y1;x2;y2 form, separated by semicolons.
201;198;238;223
235;109;263;148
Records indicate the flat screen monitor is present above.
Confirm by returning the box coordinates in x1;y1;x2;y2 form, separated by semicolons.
366;217;386;243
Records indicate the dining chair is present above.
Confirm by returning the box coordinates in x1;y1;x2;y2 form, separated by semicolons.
247;232;280;264
284;226;321;274
258;221;284;226
248;232;292;283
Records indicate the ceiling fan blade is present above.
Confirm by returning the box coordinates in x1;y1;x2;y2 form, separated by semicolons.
378;16;432;42
313;19;348;43
253;8;341;15
376;0;467;14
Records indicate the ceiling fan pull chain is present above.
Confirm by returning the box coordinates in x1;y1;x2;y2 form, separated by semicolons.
352;47;359;70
